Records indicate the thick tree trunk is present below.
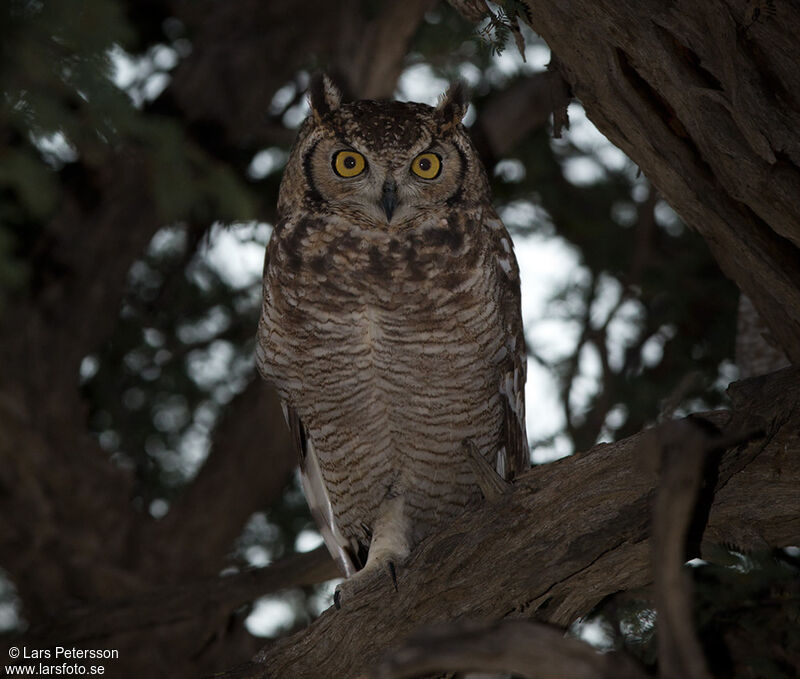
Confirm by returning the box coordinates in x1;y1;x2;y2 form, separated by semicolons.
452;0;800;362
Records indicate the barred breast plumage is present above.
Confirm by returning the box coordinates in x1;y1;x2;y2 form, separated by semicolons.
256;75;528;600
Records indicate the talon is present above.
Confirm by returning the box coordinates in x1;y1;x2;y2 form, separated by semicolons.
334;588;342;610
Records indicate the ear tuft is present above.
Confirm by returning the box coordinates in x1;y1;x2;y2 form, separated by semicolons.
309;73;342;123
435;81;469;126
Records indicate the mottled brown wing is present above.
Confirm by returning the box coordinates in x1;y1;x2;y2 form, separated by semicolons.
486;213;530;480
261;221;363;577
283;403;360;577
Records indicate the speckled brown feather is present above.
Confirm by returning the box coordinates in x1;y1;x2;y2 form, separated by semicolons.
257;80;528;578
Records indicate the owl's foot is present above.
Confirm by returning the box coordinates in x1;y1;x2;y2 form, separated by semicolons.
333;557;400;609
334;495;410;609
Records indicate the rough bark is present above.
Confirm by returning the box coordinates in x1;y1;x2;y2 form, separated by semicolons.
220;367;800;679
451;0;800;363
374;619;649;679
735;294;789;378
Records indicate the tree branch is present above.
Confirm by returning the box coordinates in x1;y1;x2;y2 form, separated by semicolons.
650;421;715;679
374;619;648;679
345;0;437;99
28;546;338;646
219;367;800;679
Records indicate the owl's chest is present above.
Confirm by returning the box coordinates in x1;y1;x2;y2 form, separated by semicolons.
273;215;486;311
260;216;500;389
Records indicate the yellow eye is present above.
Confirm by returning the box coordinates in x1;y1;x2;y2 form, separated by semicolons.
333;150;366;178
411;152;441;179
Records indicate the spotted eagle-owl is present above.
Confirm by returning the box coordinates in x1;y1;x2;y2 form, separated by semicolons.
256;75;528;601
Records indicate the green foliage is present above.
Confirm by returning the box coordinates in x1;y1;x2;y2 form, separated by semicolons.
143;119;258;223
473;0;531;58
1;0;135;160
0;0;133;308
412;6;481;70
82;222;267;500
0;0;257;313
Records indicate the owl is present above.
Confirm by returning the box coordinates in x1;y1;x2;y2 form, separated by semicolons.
256;75;528;603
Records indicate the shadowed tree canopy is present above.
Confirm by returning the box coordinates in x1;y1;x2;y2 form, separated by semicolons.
0;1;797;677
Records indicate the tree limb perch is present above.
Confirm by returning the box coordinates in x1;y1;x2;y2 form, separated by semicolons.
221;368;800;679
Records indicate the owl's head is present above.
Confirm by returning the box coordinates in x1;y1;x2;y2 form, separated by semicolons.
278;75;490;226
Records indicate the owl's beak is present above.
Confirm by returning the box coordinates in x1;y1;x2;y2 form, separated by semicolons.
381;178;397;222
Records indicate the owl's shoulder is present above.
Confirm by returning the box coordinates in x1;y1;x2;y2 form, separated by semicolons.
267;212;351;275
